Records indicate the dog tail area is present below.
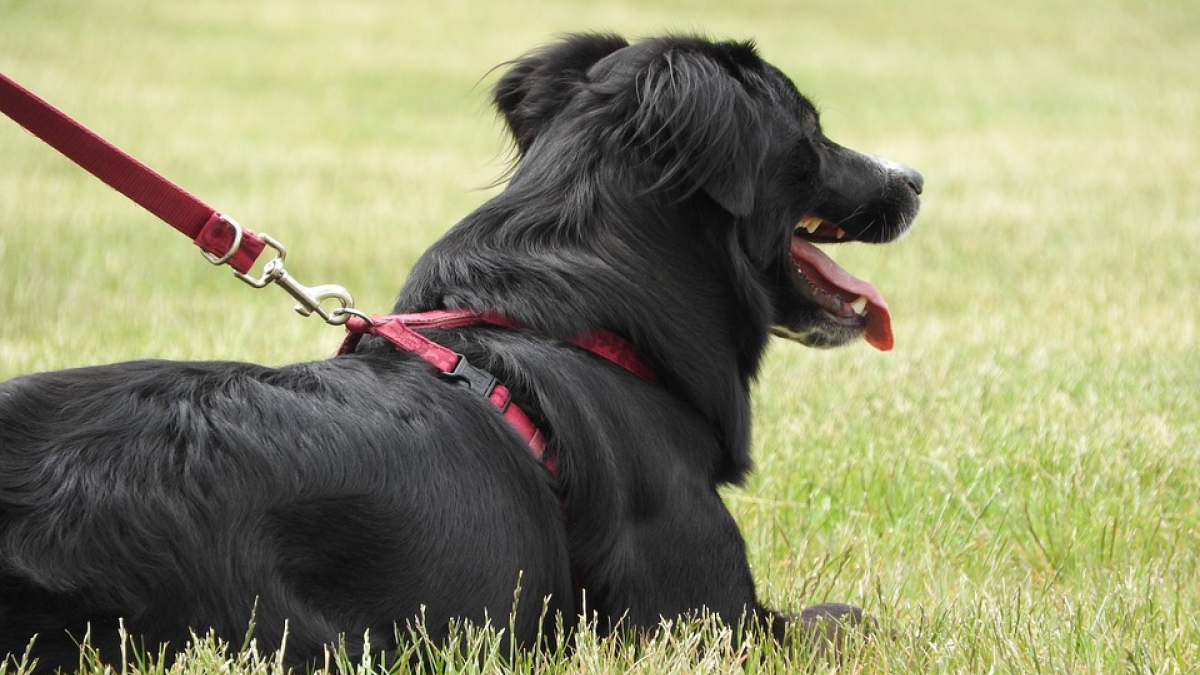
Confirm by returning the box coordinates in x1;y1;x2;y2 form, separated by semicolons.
0;574;125;673
0;567;346;673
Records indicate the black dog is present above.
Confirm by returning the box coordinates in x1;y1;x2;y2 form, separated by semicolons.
0;34;922;671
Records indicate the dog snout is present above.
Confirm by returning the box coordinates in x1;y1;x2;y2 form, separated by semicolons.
899;165;923;195
862;152;923;196
875;154;923;196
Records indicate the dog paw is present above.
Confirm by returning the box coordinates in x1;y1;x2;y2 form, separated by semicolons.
797;602;872;657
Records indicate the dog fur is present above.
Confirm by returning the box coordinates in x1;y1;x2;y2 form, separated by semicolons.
0;33;922;671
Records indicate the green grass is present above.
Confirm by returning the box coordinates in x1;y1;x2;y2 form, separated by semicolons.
2;0;1198;672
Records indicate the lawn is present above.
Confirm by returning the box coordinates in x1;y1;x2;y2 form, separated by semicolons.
1;0;1197;672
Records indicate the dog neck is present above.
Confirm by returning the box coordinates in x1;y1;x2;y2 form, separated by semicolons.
393;191;771;483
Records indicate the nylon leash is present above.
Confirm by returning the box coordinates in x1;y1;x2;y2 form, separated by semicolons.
0;70;358;324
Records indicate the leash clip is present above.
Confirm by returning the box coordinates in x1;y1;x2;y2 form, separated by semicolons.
233;234;357;326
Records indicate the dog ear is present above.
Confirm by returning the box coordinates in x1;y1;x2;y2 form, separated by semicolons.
632;42;768;216
494;33;630;154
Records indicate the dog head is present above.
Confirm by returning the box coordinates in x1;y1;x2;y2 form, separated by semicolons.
493;34;922;353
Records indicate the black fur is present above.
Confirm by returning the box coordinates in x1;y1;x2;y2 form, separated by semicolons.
0;34;922;671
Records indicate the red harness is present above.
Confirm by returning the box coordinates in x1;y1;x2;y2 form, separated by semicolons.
338;309;655;474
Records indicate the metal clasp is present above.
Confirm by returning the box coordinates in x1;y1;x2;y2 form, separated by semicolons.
200;215;245;266
232;233;358;326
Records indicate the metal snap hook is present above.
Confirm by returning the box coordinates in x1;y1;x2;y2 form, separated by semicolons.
230;233;359;326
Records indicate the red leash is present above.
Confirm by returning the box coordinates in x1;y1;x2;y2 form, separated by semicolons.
0;71;266;274
0;70;359;323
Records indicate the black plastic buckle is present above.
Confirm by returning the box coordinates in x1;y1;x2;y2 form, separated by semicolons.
440;354;509;411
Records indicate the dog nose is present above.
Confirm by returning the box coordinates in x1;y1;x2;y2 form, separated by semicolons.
901;166;924;195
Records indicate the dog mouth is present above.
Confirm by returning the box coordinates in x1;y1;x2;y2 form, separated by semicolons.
788;215;893;351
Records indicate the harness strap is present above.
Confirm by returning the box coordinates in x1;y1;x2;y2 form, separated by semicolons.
0;71;266;273
339;309;655;474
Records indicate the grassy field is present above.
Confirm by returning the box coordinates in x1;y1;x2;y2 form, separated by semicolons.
2;0;1198;672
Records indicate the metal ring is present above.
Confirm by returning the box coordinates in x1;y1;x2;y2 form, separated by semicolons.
332;307;374;326
201;214;244;266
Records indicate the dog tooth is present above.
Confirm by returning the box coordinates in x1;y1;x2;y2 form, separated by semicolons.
835;227;847;239
850;296;868;316
795;216;822;234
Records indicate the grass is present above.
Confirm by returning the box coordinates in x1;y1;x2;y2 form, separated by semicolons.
2;0;1198;672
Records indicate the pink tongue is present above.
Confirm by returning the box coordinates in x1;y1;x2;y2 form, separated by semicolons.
790;238;894;351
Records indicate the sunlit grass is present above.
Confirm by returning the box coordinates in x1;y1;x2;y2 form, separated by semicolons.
2;0;1198;672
